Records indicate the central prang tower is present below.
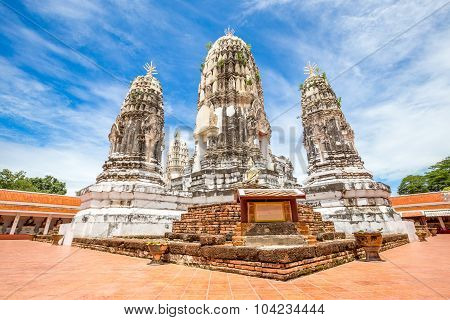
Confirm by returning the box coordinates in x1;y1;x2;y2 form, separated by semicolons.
189;28;296;196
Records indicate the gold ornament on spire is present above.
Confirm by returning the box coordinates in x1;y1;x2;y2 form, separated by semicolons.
143;61;158;76
224;26;235;36
304;61;319;77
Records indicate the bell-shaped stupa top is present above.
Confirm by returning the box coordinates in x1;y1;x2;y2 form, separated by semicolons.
300;65;371;184
96;60;165;186
301;62;339;118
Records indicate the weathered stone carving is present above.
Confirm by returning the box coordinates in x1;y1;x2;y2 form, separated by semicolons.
166;131;189;181
97;63;165;187
167;30;298;195
300;63;416;240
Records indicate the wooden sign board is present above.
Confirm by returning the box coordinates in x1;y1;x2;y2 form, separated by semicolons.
236;189;305;223
248;201;292;222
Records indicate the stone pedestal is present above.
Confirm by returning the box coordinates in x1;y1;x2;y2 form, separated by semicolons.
72;182;193;238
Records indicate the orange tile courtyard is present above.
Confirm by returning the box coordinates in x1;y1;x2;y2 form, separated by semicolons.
1;236;449;300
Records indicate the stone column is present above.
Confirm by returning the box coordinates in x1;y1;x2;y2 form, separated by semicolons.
43;216;52;235
438;216;446;230
9;214;20;235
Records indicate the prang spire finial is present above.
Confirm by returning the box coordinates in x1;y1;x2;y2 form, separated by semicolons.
143;61;158;76
224;26;235;36
304;61;319;77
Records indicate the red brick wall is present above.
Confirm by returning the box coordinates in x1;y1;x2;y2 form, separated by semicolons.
172;202;241;235
171;202;335;236
297;204;335;235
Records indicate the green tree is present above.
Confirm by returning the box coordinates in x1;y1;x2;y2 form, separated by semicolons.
30;176;67;195
0;169;66;195
397;156;450;194
425;157;450;192
0;169;35;191
398;175;428;195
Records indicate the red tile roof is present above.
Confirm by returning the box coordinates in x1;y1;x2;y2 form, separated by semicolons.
401;211;424;218
0;189;80;206
390;192;446;206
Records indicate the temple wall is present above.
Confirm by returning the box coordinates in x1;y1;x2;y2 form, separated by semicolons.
316;206;418;241
71;207;184;238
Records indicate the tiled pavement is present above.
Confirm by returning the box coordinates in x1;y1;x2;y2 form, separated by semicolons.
1;236;449;300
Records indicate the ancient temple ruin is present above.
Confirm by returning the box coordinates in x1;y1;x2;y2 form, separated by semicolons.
97;62;165;187
72;31;298;238
71;30;414;240
300;63;415;238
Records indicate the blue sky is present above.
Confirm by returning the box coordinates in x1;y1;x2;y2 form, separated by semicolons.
0;0;449;195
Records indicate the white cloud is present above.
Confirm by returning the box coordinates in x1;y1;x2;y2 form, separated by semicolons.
0;140;105;195
0;59;123;194
238;0;450;192
1;0;448;196
0;58;125;144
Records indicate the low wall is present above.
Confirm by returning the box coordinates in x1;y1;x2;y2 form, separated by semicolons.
72;233;409;281
166;240;357;280
73;237;152;258
164;234;408;281
0;234;34;240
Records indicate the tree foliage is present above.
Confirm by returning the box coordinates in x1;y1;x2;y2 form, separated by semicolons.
425;157;450;192
0;169;67;195
397;175;429;195
398;157;450;194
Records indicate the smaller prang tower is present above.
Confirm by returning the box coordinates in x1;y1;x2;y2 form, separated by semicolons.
73;62;191;238
300;63;414;238
97;61;165;187
166;131;190;180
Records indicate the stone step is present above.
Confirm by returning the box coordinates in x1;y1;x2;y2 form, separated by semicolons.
305;235;317;244
243;235;307;247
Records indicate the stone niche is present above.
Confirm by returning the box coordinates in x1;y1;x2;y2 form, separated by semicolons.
232;189;309;247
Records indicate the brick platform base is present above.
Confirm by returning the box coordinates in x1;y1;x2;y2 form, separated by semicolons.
72;234;409;281
171;202;241;235
171;202;336;244
72;202;409;280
